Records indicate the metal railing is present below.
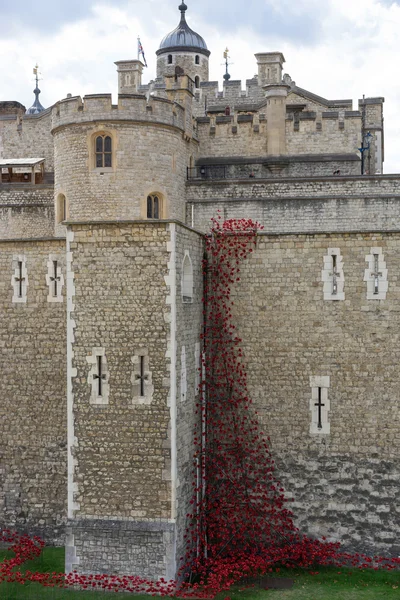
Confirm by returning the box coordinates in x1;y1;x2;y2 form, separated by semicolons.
187;165;228;180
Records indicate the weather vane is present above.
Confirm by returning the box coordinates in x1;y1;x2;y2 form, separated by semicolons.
222;48;232;81
33;64;41;86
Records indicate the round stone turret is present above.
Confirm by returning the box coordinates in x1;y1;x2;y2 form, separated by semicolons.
156;2;210;88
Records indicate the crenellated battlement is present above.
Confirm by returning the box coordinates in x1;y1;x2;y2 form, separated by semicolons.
51;92;187;132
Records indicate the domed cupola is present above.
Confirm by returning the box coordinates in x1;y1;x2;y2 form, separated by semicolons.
158;2;210;56
26;65;45;115
156;2;210;86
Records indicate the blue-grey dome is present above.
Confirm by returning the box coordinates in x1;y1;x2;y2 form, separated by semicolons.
157;2;210;57
26;87;45;115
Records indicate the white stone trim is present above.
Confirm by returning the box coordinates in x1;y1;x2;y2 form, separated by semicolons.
86;347;110;405
11;255;28;303
165;223;177;529
131;348;154;405
46;254;64;302
66;229;79;521
180;345;187;402
321;248;345;301
375;131;383;174
195;341;201;396
182;250;193;303
310;376;330;435
364;247;388;300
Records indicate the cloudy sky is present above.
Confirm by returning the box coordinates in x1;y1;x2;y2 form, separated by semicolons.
1;0;400;171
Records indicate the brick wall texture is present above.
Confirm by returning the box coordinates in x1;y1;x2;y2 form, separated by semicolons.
0;185;54;239
186;177;400;233
0;239;67;542
230;231;400;555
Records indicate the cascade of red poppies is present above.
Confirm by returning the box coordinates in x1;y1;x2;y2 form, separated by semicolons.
183;217;297;573
178;217;400;595
1;217;399;598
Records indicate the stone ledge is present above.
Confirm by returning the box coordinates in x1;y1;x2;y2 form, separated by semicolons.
69;518;175;533
186;195;400;203
195;154;360;166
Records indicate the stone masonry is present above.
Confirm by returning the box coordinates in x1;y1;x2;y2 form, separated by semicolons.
0;238;67;543
0;0;399;582
231;231;400;555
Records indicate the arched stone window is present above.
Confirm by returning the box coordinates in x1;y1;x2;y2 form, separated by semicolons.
182;251;193;303
56;193;68;224
168;54;173;64
195;76;200;89
147;193;162;219
95;134;112;168
195;55;200;65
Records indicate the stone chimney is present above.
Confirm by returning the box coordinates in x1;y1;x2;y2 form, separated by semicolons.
115;60;144;94
255;52;285;88
264;81;290;156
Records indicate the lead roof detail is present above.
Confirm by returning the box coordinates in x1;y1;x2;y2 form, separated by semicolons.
157;2;210;57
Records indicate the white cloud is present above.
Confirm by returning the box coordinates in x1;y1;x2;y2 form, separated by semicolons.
1;0;400;171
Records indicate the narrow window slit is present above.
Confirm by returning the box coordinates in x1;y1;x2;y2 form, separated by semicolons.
373;254;381;295
93;355;106;397
50;261;60;297
140;355;145;397
315;387;325;430
332;254;337;295
17;261;24;298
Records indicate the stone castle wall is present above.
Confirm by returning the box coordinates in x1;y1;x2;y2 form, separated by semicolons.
174;224;204;575
196;118;268;157
195;111;362;160
186;176;400;233
286;113;361;157
67;222;174;578
0;238;67;542
0;185;54;239
229;231;400;555
0;110;54;171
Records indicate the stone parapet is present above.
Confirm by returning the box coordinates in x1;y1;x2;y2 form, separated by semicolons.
51;94;186;133
186;176;400;233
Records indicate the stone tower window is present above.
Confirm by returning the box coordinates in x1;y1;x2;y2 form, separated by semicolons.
195;76;200;88
195;55;200;65
11;255;28;303
56;193;68;224
168;54;173;64
182;251;193;303
147;194;162;219
95;134;112;168
87;348;109;405
310;376;330;435
131;349;154;405
321;248;345;301
46;255;64;303
364;247;388;299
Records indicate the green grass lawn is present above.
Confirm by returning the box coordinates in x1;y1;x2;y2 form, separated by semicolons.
1;548;399;599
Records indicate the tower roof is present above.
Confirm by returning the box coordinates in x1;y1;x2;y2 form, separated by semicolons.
157;2;210;57
26;65;45;115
